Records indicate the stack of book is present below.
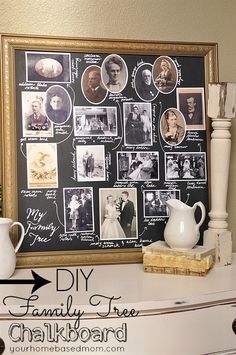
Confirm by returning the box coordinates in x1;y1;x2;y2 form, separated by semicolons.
143;241;216;276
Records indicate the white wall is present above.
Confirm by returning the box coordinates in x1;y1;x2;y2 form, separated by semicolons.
1;0;236;248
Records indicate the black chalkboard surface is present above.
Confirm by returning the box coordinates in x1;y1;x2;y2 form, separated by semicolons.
0;35;218;267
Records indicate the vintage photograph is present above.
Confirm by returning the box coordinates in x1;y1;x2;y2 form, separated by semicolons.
117;151;159;181
101;54;128;93
100;188;138;240
134;63;158;102
144;189;181;218
45;85;72;125
26;142;58;189
26;51;71;83
165;152;207;181
153;56;177;94
63;187;94;233
160;108;186;146
76;145;106;181
73;106;117;136
81;65;107;104
21;91;53;137
123;102;152;146
176;87;205;130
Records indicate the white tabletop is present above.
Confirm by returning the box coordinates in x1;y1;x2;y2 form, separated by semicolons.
1;254;236;318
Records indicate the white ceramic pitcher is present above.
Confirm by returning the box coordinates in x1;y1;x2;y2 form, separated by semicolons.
0;218;25;279
164;199;206;250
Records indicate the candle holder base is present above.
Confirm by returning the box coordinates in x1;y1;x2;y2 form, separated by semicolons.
203;229;232;266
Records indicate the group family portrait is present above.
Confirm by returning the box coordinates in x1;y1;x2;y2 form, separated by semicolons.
144;189;180;217
100;188;138;240
73;106;117;136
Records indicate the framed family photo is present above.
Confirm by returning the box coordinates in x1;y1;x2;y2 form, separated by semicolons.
0;34;218;267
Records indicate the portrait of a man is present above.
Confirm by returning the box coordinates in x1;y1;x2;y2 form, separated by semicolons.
82;65;107;104
22;92;53;137
135;64;158;101
177;88;205;129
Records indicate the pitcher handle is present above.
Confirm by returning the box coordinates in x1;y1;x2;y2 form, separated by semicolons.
11;222;25;253
193;201;206;230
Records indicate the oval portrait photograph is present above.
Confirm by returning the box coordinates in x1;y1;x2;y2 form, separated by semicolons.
26;52;71;83
45;85;72;125
160;108;186;146
153;56;177;94
101;54;128;93
35;58;63;79
134;63;158;102
81;65;107;104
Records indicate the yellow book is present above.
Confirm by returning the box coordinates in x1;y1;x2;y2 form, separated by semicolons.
143;253;214;271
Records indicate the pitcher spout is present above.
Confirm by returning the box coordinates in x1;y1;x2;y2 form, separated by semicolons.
166;199;191;211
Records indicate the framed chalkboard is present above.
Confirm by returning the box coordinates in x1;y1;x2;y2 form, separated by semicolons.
0;34;218;267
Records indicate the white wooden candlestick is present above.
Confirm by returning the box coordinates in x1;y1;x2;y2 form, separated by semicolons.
204;82;236;266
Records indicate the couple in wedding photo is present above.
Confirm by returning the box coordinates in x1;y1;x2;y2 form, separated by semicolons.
100;190;136;240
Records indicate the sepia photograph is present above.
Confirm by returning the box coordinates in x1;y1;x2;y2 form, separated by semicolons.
63;187;94;233
26;51;71;83
144;189;181;218
73;106;117;136
101;54;128;93
99;188;138;240
117;151;159;181
45;85;72;125
153;56;177;94
176;87;205;130
165;152;207;181
81;65;107;104
76;145;106;181
21;91;53;137
134;63;159;102
26;142;58;189
160;108;186;146
123;102;152;146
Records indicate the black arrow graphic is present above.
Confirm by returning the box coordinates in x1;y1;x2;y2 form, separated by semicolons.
0;270;51;294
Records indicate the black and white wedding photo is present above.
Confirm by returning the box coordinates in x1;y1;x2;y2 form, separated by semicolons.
117;151;159;181
165;153;207;181
123;102;152;146
99;188;138;240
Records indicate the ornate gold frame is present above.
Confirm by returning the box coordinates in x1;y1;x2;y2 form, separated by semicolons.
0;34;218;268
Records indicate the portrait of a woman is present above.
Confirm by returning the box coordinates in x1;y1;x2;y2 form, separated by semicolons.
161;109;185;146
